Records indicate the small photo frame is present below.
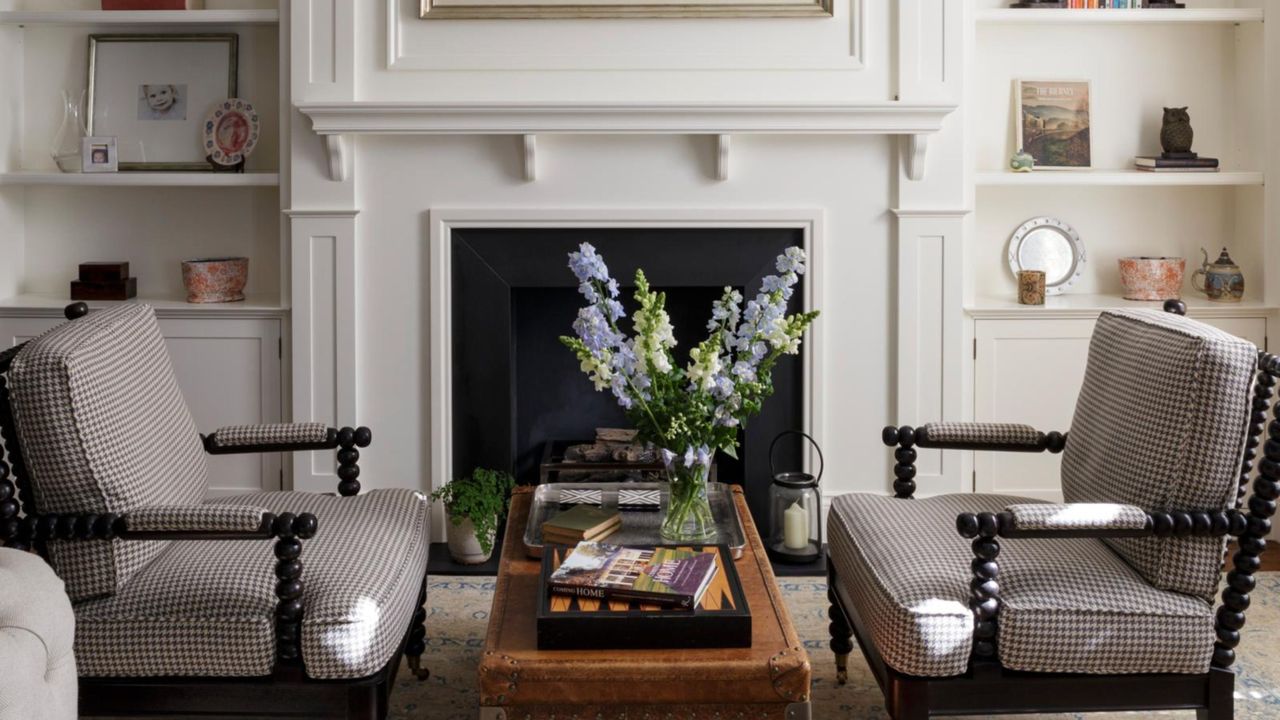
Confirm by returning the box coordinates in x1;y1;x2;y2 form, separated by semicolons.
82;137;119;173
1014;79;1092;170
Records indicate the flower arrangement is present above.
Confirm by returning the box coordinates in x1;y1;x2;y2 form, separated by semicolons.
561;243;818;541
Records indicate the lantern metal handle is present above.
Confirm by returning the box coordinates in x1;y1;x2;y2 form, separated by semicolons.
768;430;824;486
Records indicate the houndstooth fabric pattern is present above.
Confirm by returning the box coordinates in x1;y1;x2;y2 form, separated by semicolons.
1005;503;1149;532
1061;310;1255;601
209;423;328;449
125;504;269;533
920;422;1043;447
828;493;1215;677
74;489;429;679
8;304;208;602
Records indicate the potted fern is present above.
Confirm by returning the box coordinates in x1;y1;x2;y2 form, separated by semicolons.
431;468;515;565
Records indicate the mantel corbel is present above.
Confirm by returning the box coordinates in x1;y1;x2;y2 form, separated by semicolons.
298;101;956;183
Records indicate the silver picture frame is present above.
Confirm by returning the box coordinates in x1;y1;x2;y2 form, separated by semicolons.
420;0;833;19
87;33;238;172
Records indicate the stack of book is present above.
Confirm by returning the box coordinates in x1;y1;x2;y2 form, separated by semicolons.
542;505;621;545
1134;155;1220;173
547;542;720;609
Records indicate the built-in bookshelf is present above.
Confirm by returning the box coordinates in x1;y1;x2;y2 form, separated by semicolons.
0;0;285;313
967;0;1274;312
0;9;279;25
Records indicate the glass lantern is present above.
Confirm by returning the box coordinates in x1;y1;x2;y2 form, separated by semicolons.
766;431;824;565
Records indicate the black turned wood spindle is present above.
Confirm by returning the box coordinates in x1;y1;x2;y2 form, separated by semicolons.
884;425;918;499
0;379;17;548
827;573;854;685
336;426;371;497
1242;366;1275;504
1214;356;1280;669
1163;299;1187;316
0;375;35;523
958;512;1002;662
63;302;89;321
405;581;431;681
273;512;318;664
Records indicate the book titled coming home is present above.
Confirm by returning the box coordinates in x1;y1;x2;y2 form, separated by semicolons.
547;542;719;609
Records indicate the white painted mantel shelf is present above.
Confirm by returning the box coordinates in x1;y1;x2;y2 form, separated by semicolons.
295;101;957;183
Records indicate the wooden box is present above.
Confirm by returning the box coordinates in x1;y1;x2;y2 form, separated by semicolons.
70;278;137;301
480;486;811;720
78;262;130;284
101;1;206;9
536;544;751;650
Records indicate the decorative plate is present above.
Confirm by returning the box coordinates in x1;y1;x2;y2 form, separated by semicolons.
1007;217;1086;296
203;98;260;166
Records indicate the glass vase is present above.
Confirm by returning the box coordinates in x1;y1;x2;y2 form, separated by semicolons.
51;90;87;173
660;462;716;543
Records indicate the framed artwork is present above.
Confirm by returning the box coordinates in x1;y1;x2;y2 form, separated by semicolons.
1014;79;1092;170
87;34;238;171
420;0;833;19
81;136;119;173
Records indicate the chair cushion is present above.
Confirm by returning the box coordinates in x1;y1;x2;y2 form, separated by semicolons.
0;548;78;720
827;493;1215;677
1062;309;1255;601
72;489;429;680
8;304;208;602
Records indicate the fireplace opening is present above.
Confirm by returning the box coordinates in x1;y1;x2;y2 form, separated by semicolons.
450;226;807;530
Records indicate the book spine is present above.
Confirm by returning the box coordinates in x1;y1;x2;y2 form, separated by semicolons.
548;582;695;609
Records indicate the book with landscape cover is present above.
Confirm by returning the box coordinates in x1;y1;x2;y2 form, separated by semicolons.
547;542;719;609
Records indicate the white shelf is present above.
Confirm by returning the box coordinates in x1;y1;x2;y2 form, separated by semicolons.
0;293;286;319
977;8;1263;25
0;10;279;26
967;294;1274;320
976;170;1264;187
0;171;279;188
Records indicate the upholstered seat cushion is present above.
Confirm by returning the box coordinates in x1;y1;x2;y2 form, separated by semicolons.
73;489;429;680
0;548;77;720
827;493;1216;678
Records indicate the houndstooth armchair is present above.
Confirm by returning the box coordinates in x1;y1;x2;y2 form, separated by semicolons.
827;304;1276;719
0;302;431;720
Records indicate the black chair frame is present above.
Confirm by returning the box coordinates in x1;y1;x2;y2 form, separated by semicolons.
0;304;429;720
828;304;1278;720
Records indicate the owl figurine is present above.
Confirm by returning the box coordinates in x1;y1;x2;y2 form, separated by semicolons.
1160;107;1195;156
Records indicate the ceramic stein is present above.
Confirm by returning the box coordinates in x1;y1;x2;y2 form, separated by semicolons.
1191;247;1244;303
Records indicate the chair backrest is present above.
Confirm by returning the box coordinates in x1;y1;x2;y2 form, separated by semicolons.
7;304;208;602
1061;309;1255;601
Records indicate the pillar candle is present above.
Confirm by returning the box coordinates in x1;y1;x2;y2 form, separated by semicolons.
783;500;810;551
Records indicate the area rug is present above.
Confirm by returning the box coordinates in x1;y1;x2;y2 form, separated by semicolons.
391;573;1280;719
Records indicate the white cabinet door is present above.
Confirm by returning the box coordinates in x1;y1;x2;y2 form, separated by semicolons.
0;315;283;497
974;316;1266;500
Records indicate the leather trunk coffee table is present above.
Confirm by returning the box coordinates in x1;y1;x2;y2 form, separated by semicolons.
479;485;812;720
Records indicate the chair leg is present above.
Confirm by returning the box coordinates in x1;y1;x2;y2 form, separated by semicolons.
405;581;430;681
827;583;854;686
1198;667;1234;720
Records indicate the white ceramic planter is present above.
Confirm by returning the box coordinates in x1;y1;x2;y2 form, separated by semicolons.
445;513;496;565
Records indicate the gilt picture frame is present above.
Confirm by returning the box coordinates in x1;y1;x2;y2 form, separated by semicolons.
1014;79;1092;170
420;0;833;19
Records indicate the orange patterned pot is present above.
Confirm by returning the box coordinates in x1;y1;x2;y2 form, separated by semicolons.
1118;256;1184;301
182;257;248;303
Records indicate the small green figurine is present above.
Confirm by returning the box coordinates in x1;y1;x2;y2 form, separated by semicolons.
1010;148;1035;173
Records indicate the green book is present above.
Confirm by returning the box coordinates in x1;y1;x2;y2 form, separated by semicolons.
542;505;621;540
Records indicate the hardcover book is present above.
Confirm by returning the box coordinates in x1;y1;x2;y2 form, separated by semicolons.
1135;155;1219;169
541;505;621;542
547;542;718;609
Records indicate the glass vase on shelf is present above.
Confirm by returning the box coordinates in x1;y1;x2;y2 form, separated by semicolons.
51;90;87;173
660;460;716;543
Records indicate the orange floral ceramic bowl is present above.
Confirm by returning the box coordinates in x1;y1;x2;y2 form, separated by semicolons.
1118;256;1184;301
182;257;248;303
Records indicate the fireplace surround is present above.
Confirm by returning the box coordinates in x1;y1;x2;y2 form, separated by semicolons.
429;209;824;536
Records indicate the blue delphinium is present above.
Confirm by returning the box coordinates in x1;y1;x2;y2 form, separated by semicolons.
560;242;819;539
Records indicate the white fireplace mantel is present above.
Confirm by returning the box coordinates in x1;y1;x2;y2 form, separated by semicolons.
295;100;957;182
